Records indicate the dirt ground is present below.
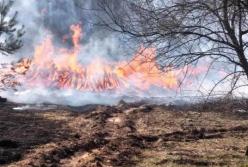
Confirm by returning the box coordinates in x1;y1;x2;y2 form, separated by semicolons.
0;99;248;167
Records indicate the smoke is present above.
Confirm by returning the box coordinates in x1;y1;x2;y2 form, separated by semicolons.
0;0;138;106
1;88;123;106
16;0;129;59
0;0;246;106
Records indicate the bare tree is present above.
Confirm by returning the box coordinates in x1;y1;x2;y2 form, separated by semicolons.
0;0;24;55
96;0;248;93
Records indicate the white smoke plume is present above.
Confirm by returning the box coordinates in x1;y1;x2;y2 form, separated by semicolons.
0;0;247;106
0;0;149;106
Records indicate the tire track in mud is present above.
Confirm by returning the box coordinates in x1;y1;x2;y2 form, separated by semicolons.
31;105;144;167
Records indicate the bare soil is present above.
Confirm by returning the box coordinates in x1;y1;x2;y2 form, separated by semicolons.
0;100;248;167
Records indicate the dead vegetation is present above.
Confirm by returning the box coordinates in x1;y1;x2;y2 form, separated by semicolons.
0;99;247;167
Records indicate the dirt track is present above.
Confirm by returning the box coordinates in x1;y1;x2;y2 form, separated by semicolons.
0;100;248;167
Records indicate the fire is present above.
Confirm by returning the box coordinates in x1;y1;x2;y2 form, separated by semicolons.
115;47;178;90
1;24;181;92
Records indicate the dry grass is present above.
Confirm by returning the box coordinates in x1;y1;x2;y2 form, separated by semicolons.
0;100;247;166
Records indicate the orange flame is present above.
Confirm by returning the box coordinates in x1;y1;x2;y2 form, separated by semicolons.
9;24;181;92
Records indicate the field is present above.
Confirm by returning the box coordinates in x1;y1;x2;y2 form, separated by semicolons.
0;100;248;167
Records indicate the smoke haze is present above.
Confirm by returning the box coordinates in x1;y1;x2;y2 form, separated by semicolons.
0;0;247;106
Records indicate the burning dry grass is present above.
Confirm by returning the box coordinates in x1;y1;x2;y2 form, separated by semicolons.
0;24;180;93
0;100;248;167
